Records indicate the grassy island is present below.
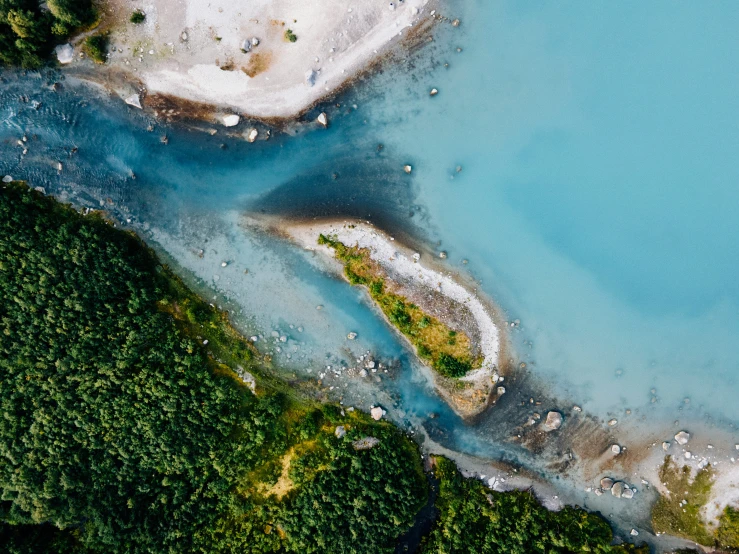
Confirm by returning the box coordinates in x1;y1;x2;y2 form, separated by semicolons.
318;234;479;378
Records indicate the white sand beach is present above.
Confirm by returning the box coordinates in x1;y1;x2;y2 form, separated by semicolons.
83;0;438;120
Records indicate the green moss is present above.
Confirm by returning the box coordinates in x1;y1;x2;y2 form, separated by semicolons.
284;29;297;42
718;506;739;550
651;456;714;545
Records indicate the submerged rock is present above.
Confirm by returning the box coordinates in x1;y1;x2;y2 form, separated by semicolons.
2;175;13;183
675;431;690;445
600;477;614;491
246;128;258;142
316;112;328;127
403;164;412;174
347;332;357;340
543;411;562;431
430;88;439;96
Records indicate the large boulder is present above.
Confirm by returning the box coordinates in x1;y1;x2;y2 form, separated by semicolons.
221;114;240;127
611;481;625;498
543;411;562;431
125;94;142;109
55;44;74;64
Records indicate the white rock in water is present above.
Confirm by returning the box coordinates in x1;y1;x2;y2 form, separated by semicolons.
622;487;635;499
496;386;506;395
305;69;317;87
430;88;439;96
675;431;690;445
608;418;618;426
55;43;74;64
125;94;142;109
630;528;639;536
347;332;357;340
370;406;384;420
600;477;614;490
317;112;328;127
439;251;447;259
662;441;671;451
543;411;562;431
403;164;412;174
246;128;258;142
2;175;13;183
222;114;240;127
611;444;621;455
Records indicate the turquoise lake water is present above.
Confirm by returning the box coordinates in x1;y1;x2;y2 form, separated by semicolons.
1;1;739;529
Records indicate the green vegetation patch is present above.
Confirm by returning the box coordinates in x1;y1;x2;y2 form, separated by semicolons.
130;10;146;24
422;457;648;554
0;183;427;553
651;456;715;546
0;0;96;68
84;32;109;63
284;29;297;42
718;506;739;550
318;234;477;378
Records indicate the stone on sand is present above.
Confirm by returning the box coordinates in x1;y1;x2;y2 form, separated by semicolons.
221;114;240;127
55;44;74;64
370;406;384;420
675;431;690;445
125;94;143;109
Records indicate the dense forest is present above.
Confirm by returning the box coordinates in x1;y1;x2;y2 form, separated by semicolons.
0;183;427;553
421;457;649;554
0;0;95;67
0;182;649;553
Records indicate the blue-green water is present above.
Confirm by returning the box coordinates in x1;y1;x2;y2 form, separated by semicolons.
2;0;739;538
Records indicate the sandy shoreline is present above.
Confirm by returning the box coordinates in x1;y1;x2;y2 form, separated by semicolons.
64;0;444;122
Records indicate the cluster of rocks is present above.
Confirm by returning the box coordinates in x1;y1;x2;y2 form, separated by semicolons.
592;477;637;499
240;36;260;53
